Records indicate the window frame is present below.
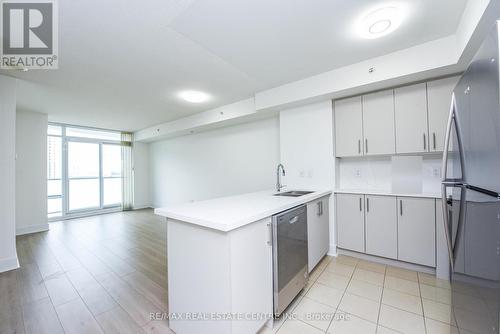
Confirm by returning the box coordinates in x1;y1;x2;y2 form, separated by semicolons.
47;123;125;221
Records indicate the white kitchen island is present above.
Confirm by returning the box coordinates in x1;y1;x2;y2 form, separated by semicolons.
155;189;331;334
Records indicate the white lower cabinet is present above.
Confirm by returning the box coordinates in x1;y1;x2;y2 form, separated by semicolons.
336;194;365;253
365;195;398;259
336;193;437;267
307;196;330;272
397;197;436;267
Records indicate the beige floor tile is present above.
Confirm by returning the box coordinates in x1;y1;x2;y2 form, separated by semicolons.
257;325;276;334
325;262;355;277
379;304;426;334
420;284;452;304
328;312;376;334
316;256;332;270
338;292;380;323
305;282;344;308
422;299;455;325
346;279;383;302
308;266;324;283
417;273;451;290
384;276;420;296
317;271;350;290
335;255;359;266
277;319;323;334
382;288;423;315
376;325;401;334
293;297;336;331
356;260;386;274
352;268;384;286
386;266;418;282
272;295;304;330
425;318;459;334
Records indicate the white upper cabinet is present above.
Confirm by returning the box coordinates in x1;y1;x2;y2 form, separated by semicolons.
362;90;396;155
334;96;363;157
427;76;459;152
395;83;429;154
334;77;458;157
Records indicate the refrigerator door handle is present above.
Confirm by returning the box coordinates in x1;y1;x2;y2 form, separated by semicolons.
441;93;467;183
440;93;468;270
452;187;467;268
441;184;454;270
441;94;455;182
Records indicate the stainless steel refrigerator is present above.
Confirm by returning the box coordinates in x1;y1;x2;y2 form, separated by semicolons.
441;21;500;334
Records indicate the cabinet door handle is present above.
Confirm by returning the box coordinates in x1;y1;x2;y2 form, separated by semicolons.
366;197;370;212
365;139;368;154
358;139;361;154
423;133;427;151
359;197;362;211
433;132;436;150
317;201;321;216
400;200;403;216
267;223;273;246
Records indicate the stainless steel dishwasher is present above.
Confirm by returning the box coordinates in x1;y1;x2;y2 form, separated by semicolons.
271;205;308;316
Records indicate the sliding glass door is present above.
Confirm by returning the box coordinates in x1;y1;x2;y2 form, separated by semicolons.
102;144;122;207
67;141;101;212
47;124;125;219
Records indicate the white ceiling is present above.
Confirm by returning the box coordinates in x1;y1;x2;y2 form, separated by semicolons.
2;0;468;131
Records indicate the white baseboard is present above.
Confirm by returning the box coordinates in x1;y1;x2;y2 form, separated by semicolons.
0;256;19;273
16;223;49;236
337;248;435;275
327;243;338;257
132;205;153;210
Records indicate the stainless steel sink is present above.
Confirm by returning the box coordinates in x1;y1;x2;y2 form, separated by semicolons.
273;190;314;197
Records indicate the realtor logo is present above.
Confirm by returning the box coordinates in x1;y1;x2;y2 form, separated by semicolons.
1;0;58;69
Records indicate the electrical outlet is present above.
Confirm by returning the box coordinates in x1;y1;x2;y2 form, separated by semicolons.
354;169;361;178
299;170;305;178
433;168;440;177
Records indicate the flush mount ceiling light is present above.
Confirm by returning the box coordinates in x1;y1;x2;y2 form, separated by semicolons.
356;5;406;39
178;90;210;103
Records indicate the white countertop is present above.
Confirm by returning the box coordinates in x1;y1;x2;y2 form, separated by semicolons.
334;189;441;199
154;189;332;232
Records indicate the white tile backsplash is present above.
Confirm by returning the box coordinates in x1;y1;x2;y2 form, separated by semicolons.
338;155;442;195
391;156;423;194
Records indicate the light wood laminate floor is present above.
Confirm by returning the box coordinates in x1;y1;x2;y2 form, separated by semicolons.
0;209;172;334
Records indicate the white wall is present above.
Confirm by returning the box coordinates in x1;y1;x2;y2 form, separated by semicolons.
0;75;19;272
133;141;151;209
150;117;280;207
279;101;336;254
15;110;49;235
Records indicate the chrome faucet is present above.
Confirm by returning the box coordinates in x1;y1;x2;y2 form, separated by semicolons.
276;164;286;192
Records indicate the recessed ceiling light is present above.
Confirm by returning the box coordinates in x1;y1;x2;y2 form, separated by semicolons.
356;5;406;39
178;90;210;103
